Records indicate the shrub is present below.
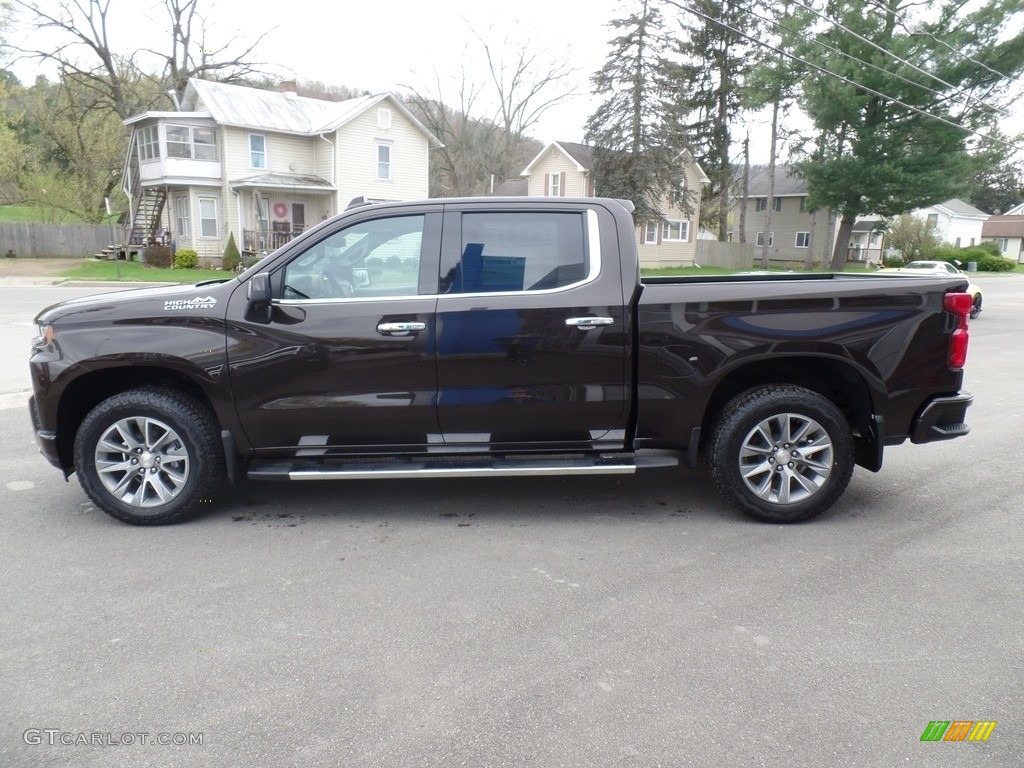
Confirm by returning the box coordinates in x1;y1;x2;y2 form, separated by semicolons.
173;248;198;269
142;245;172;268
933;245;1015;272
222;233;241;272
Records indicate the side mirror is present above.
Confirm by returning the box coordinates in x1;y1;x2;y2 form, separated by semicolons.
247;272;271;306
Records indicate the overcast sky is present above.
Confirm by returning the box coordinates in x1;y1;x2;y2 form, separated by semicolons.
7;0;1020;163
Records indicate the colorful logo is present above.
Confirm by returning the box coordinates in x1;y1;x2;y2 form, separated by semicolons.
920;721;997;742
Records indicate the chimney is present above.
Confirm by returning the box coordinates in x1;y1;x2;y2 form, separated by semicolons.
278;80;298;97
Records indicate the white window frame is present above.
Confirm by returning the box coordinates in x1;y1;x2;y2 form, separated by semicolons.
795;231;810;248
998;237;1009;253
198;197;219;238
756;232;774;247
249;134;267;169
174;195;191;238
377;108;392;129
662;220;689;242
376;142;392;181
643;222;659;244
548;173;561;197
756;197;783;212
137;125;159;162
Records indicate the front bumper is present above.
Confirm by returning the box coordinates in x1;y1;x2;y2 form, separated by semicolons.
29;395;63;470
910;391;973;444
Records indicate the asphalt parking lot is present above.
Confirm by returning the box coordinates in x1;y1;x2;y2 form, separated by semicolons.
1;276;1022;767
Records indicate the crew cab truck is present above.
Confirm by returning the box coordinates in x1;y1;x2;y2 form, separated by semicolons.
28;197;973;525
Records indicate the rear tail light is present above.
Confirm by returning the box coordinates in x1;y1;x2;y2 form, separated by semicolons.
943;292;971;369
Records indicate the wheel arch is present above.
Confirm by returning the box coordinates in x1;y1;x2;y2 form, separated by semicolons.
55;366;219;472
700;355;883;471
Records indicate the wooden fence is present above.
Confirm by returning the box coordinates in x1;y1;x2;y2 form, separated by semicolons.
695;239;758;270
0;222;114;259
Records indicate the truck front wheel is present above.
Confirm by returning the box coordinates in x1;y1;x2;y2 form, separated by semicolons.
708;385;854;523
73;388;224;525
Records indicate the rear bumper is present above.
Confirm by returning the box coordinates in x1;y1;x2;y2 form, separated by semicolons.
29;395;63;470
910;391;973;444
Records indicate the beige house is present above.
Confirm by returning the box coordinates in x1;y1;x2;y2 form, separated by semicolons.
121;79;439;266
515;141;709;268
732;164;840;266
981;216;1024;262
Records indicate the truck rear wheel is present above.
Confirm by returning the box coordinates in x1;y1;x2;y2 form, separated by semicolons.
708;385;854;523
73;388;224;525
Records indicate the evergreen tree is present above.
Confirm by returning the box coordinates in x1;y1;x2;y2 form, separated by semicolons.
585;0;685;221
794;0;1024;269
671;0;752;239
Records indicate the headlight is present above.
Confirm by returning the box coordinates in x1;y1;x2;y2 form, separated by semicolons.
33;324;54;347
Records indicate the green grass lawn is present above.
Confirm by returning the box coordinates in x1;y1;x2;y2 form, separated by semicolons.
0;205;90;223
59;260;232;283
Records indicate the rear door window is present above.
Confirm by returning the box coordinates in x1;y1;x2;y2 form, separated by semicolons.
441;212;589;294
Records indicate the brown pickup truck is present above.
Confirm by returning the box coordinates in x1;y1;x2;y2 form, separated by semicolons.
29;197;973;525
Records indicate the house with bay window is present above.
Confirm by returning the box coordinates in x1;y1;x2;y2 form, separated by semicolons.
514;141;708;268
121;78;439;266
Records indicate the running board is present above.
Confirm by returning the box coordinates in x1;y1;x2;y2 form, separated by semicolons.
247;454;679;482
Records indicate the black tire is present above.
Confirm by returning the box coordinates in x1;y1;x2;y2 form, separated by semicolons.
970;295;982;319
708;385;854;523
74;388;224;525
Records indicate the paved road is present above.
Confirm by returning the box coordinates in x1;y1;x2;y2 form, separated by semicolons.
1;277;1022;767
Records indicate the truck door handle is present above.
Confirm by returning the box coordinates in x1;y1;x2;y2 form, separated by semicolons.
377;321;427;336
565;316;614;330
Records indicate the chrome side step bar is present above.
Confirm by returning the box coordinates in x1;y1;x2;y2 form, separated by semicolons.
247;454;679;482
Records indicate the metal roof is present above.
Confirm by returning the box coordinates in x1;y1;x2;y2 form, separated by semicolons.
179;79;440;144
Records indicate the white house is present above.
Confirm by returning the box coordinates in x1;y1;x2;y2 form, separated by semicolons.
912;199;990;248
120;79;440;266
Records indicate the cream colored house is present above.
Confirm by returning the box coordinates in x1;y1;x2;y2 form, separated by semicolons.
517;141;709;268
121;79;439;266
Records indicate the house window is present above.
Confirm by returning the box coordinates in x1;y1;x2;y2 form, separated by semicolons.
377;108;392;129
644;222;659;244
165;125;215;160
795;232;810;248
799;196;808;212
193;127;217;160
548;172;562;197
954;237;961;247
756;197;783;212
249;134;266;169
137;125;159;161
670;179;687;208
926;213;938;226
198;197;218;238
376;143;392;181
662;220;689;242
755;232;774;247
174;195;190;238
870;232;881;246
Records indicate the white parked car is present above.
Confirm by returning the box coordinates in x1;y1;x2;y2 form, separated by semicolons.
878;260;982;318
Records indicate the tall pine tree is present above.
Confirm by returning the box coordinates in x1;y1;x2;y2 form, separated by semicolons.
671;0;752;239
585;0;686;222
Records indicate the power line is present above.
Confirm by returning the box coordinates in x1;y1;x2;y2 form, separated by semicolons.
784;0;1012;121
870;0;1017;83
733;0;1011;119
660;0;1023;154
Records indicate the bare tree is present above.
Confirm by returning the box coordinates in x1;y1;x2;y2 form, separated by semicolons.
403;27;577;197
5;0;272;118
